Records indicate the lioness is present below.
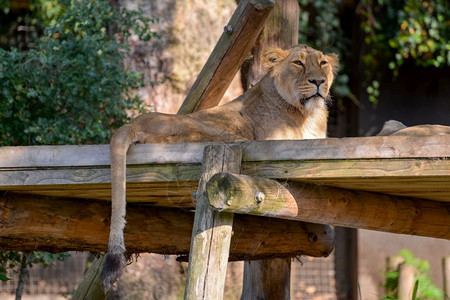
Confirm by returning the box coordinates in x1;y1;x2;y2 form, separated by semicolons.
101;44;339;291
377;120;450;136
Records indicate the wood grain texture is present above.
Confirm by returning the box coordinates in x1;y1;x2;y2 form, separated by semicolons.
0;192;334;259
71;256;106;300
177;0;274;114
184;144;242;300
241;258;291;300
2;157;447;202
1;136;448;168
243;158;450;202
206;173;450;239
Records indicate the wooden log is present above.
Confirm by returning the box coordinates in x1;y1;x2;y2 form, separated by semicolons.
240;258;291;300
443;256;450;300
398;264;416;300
176;0;274;114
184;144;242;300
206;173;450;239
0;192;333;259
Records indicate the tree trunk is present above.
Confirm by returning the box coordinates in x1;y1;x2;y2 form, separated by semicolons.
15;252;31;300
241;258;291;300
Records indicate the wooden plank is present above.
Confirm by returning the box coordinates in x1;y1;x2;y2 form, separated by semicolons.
1;136;449;168
0;192;334;259
184;144;242;300
0;159;448;202
0;158;448;202
177;0;275;114
244;158;450;202
206;173;450;239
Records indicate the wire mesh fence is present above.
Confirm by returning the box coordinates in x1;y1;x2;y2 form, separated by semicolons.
291;253;337;300
1;252;89;297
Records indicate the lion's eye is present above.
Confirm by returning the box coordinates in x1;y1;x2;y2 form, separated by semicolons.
320;60;328;65
293;60;304;66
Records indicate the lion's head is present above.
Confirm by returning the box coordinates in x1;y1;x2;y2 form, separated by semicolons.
262;44;339;114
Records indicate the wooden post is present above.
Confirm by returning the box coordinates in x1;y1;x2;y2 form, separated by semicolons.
240;0;300;299
177;0;274;114
241;258;291;300
184;144;242;300
398;264;416;300
334;227;358;300
443;256;450;300
385;256;405;297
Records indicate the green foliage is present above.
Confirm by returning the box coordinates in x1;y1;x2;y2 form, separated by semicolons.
0;252;71;281
298;0;354;101
0;0;160;286
381;249;443;299
359;0;449;104
0;0;158;146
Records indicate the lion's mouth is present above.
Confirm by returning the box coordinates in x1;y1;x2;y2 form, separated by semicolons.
301;93;325;105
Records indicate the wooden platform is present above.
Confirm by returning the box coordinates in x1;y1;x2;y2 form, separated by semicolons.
1;135;449;206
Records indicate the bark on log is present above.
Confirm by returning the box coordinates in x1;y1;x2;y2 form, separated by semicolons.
0;192;334;259
177;0;275;114
207;173;450;239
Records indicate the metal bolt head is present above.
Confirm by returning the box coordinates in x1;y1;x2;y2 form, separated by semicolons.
223;25;233;33
255;192;265;203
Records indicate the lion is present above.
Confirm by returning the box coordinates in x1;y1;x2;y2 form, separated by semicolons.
101;44;339;291
377;120;450;136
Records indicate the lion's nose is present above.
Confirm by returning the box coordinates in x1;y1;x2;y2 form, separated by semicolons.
308;79;325;87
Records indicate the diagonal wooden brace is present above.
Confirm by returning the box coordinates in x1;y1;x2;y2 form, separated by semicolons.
177;0;275;114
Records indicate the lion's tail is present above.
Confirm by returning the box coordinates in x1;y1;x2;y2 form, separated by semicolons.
101;124;135;291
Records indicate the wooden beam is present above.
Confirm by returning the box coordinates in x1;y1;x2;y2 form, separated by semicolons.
206;173;450;239
184;144;242;300
177;0;275;114
1;135;448;168
0;192;334;259
1;137;449;203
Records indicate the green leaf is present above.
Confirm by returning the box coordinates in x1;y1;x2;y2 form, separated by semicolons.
0;273;11;282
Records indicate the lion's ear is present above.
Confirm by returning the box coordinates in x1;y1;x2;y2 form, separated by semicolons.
325;53;340;74
262;48;289;71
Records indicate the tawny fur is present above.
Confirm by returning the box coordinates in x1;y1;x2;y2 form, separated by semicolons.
377;120;450;136
101;44;339;291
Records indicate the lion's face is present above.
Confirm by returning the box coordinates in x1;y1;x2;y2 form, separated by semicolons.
262;45;339;114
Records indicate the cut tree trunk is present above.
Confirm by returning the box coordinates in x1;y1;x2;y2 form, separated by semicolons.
0;192;334;259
